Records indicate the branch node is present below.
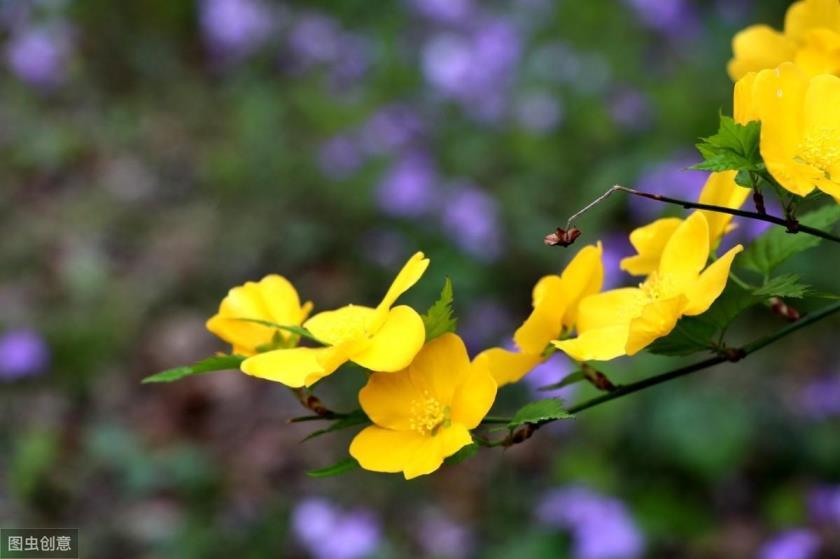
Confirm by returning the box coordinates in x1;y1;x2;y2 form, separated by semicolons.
582;364;616;391
721;347;746;362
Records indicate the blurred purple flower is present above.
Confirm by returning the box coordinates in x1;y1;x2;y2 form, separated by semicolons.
630;154;708;222
200;0;272;59
522;353;577;399
536;486;645;559
0;329;50;381
715;0;753;24
318;134;364;180
601;232;635;290
808;485;840;526
460;299;514;353
291;498;381;559
361;105;424;156
360;229;409;269
441;183;503;261
409;0;474;24
376;152;439;218
514;91;564;134
609;88;653;132
328;33;371;87
758;529;820;559
288;14;341;66
421;18;521;121
798;374;840;420
623;0;700;38
6;25;72;88
416;511;474;559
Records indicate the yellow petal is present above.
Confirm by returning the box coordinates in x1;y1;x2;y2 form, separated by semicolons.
552;325;630;362
450;356;498;429
727;25;797;80
514;278;566;354
240;346;339;388
620;218;682;277
378;251;430;311
626;296;688;355
397;333;472;404
683;245;744;316
698;171;751;248
359;368;425;431
753;63;815;197
802;73;840;199
351;305;425;372
558;242;604;326
576;288;647;333
304;305;375;346
349;426;426;474
475;347;543;386
658;212;710;290
402;424;473;480
734;72;759;124
794;29;840;76
784;0;840;43
206;275;309;355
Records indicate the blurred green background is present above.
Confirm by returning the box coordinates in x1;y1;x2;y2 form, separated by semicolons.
2;0;840;557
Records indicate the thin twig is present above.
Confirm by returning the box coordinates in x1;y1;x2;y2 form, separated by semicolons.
482;301;840;440
563;185;840;244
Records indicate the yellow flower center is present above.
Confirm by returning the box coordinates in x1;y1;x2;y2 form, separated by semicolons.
409;391;450;435
798;126;840;178
640;272;676;301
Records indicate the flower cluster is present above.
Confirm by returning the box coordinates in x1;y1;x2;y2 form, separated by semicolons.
146;0;840;480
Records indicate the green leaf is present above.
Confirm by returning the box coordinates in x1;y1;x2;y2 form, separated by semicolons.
302;410;371;442
508;398;573;428
306;457;359;478
422;278;457;341
444;443;478;466
693;116;762;173
753;274;810;299
142;355;244;383
739;205;840;275
647;284;759;356
537;370;585;392
231;318;322;343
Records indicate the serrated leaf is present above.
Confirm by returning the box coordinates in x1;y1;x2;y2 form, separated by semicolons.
647;284;759;356
753;274;810;299
739;205;840;275
537;370;585;392
142;354;244;383
302;410;370;442
508;398;573;428
444;443;478;466
693;116;762;173
306;457;359;478
422;278;457;341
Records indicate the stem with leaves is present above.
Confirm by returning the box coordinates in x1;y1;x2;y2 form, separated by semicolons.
479;300;840;447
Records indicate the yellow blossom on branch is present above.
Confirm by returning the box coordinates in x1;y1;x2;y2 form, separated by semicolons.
736;63;840;200
554;212;743;362
240;252;429;387
476;243;603;385
206;275;313;356
349;333;497;479
620;171;750;276
728;0;840;80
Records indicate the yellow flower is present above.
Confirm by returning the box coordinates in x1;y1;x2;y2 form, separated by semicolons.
206;275;313;356
349;333;497;479
737;63;840;199
555;212;743;362
476;243;603;385
620;171;750;276
241;252;430;387
728;0;840;80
